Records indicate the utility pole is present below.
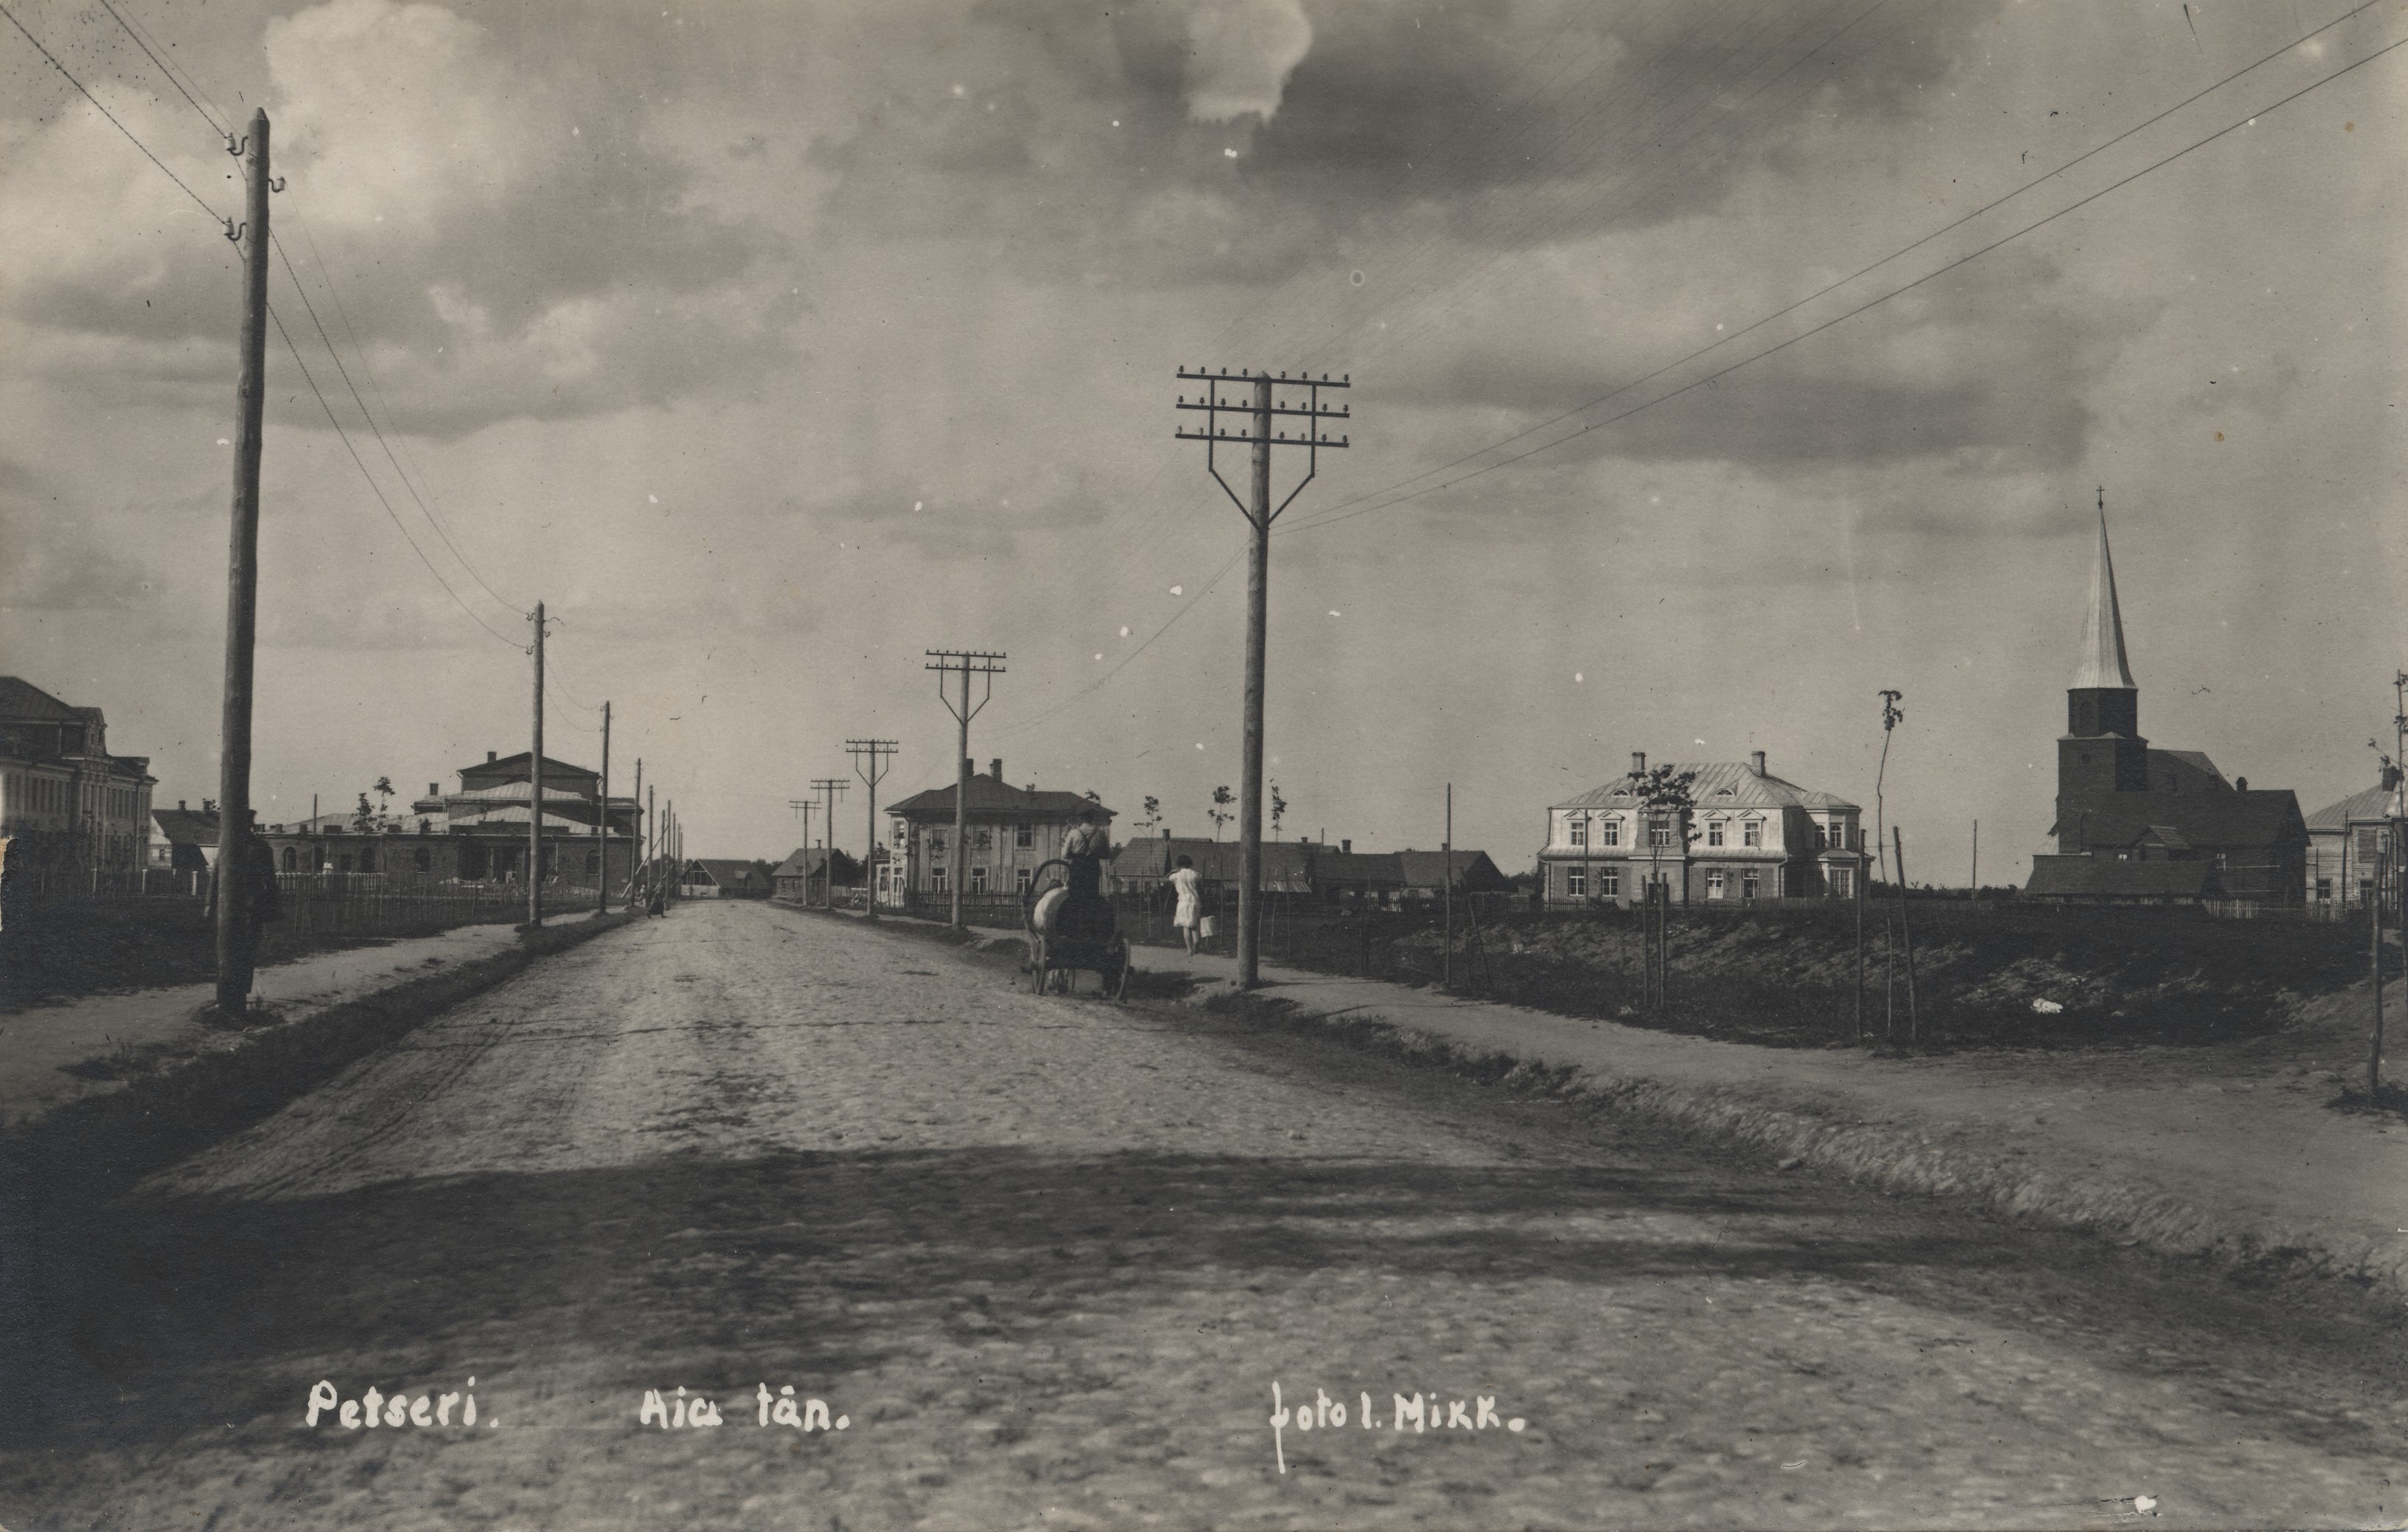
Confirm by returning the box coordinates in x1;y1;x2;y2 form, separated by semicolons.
630;758;644;901
1894;827;1921;1044
813;777;848;907
1174;365;1351;987
528;601;546;931
1442;783;1454;990
847;739;897;920
213;108;273;1019
647;783;656;899
1874;689;1905;886
925;650;1005;928
1970;818;1979;897
597;700;611;914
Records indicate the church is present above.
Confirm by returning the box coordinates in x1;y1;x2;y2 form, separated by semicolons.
2024;500;2307;905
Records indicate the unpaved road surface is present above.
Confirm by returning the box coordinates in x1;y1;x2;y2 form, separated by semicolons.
6;901;2407;1530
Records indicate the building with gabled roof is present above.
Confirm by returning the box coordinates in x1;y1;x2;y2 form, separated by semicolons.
2029;498;2306;905
681;858;773;899
880;758;1113;906
2304;773;2405;910
1538;749;1866;907
1;676;156;894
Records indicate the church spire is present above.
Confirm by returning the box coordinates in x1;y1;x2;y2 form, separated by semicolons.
2071;486;2136;691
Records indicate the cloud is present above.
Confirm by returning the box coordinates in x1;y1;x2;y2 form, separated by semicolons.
0;0;801;435
1184;0;1312;123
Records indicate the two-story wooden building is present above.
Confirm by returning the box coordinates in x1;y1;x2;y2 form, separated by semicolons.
881;759;1113;908
1537;751;1866;907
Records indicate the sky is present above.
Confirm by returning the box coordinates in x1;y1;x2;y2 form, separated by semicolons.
2;0;2402;879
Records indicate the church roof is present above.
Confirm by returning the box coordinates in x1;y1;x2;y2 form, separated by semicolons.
2071;498;2138;691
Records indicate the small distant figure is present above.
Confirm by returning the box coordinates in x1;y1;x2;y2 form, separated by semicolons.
1167;853;1202;956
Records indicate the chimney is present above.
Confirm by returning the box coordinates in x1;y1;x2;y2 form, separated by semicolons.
1750;750;1767;776
1342;839;1352;854
1630;751;1646;775
1162;827;1170;840
486;751;497;764
990;758;1003;780
2235;776;2248;792
428;781;439;797
962;757;973;781
178;799;187;811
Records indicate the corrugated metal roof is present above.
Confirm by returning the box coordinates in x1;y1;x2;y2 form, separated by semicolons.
450;783;589;804
1556;762;1857;812
886;775;1113;821
2307;782;2404;831
0;676;83;721
450;807;591;831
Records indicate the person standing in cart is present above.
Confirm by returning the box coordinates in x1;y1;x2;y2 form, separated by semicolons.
1166;854;1203;955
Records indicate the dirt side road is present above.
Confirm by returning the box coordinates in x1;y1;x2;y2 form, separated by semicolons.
6;902;2406;1530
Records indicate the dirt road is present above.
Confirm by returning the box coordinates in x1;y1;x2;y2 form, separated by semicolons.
7;901;2406;1529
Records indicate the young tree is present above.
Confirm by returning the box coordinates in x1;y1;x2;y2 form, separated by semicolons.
373;776;396;827
352;793;376;834
1139;795;1162;834
1269;781;1288;836
1630;764;1702;894
1208;785;1234;840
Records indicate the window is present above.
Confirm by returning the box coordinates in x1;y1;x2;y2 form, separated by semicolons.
415;847;432;872
892;823;908;847
1829;866;1853;899
1566;866;1586;897
929;835;947;858
1017;866;1034;894
1600;818;1621;847
1568;816;1587;848
1706;870;1726;899
585;851;599;877
1015;823;1034;848
969;866;989;894
930;865;948;893
1647;818;1672;849
1741;871;1761;899
281;846;297;872
360;848;378;873
1815;824;1830;849
1599;868;1621;897
1706;820;1725;848
2315;877;2333;900
1742;819;1763;848
2357;828;2381;859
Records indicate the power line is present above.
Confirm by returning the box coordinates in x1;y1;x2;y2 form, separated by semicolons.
269;307;526;649
0;0;227;225
1285;19;2408;539
1287;0;2390;531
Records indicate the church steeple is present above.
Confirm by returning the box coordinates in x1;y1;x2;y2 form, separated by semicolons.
2071;486;2136;691
2057;489;2148;843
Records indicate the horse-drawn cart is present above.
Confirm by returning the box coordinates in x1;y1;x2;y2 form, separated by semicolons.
1021;857;1131;998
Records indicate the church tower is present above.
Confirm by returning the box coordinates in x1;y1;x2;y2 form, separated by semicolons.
2056;491;2150;851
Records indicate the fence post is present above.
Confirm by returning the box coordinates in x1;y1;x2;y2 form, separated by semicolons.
1894;827;1920;1044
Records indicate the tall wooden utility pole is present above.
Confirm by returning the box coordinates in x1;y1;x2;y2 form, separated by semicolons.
1174;365;1351;987
630;758;643;900
925;650;1005;928
213;108;273;1018
646;783;656;897
846;739;897;920
813;777;848;907
528;602;546;930
1442;784;1455;990
596;700;611;914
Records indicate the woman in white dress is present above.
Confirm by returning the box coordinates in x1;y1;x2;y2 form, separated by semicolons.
1166;855;1203;955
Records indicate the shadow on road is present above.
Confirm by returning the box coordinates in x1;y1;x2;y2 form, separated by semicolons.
21;1143;1946;1451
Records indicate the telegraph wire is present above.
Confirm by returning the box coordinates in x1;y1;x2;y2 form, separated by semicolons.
268;307;526;649
1285;17;2408;539
0;0;228;227
75;0;534;624
1291;0;2392;528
